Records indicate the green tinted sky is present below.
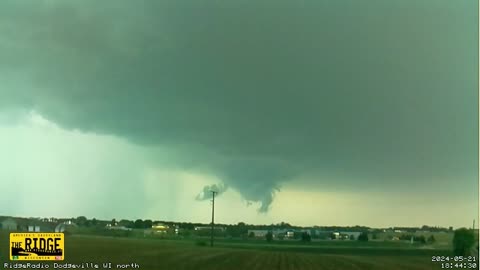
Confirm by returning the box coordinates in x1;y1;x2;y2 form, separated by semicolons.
0;0;477;228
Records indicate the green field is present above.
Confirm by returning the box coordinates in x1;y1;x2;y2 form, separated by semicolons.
0;231;472;270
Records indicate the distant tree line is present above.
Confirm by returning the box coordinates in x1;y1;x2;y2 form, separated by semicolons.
71;217;455;237
74;216;156;229
390;225;451;233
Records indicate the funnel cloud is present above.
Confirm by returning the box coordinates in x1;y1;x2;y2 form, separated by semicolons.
196;183;228;201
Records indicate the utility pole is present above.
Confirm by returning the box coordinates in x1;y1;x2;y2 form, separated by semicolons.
210;190;217;247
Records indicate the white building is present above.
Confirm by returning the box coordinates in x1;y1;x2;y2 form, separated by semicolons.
28;225;40;232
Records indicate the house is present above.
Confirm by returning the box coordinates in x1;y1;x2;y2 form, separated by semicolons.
248;230;269;238
1;217;18;230
285;231;295;238
330;232;340;239
340;232;362;240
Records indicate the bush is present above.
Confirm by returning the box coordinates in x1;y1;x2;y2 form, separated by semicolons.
180;230;192;237
195;240;207;246
358;232;369;242
453;228;475;256
300;232;311;242
266;231;273;242
415;235;426;244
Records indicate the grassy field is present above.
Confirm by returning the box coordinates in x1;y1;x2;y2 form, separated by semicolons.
0;231;471;270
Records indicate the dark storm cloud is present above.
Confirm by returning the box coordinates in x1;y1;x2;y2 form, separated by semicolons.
0;0;477;211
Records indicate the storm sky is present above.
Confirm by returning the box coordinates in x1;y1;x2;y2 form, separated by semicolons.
0;0;478;228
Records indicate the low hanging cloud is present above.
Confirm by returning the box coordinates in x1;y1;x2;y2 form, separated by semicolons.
0;0;477;212
195;183;228;201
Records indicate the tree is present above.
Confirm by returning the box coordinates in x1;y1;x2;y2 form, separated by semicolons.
300;232;311;242
415;235;426;244
372;233;378;240
119;219;134;228
358;232;369;242
144;220;153;229
453;228;476;256
266;231;273;242
134;219;144;229
248;232;255;238
279;222;292;228
179;230;192;237
349;234;355;240
91;218;98;226
427;235;436;244
111;219;117;226
76;216;87;226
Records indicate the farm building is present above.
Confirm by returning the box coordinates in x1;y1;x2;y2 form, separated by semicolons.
26;220;56;232
194;226;225;231
153;223;170;230
28;225;41;232
1;217;18;230
247;229;315;239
